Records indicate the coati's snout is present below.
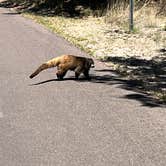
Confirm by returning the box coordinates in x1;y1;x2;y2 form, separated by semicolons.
88;58;95;68
91;63;95;68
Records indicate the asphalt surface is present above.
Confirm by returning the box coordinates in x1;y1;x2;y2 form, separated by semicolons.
0;7;166;166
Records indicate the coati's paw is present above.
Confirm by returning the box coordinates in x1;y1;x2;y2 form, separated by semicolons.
56;74;64;80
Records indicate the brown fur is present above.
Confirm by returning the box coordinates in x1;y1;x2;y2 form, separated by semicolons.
29;55;94;79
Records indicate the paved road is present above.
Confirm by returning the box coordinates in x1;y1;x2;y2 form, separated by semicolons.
0;7;166;166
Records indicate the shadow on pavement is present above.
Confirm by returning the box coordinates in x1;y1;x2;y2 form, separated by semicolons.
98;52;166;107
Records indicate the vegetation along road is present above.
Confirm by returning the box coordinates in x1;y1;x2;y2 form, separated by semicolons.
0;5;166;166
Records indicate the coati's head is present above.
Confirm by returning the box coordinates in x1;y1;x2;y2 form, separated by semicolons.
86;58;95;69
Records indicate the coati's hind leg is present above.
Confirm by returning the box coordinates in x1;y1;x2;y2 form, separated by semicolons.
56;71;67;80
56;65;67;80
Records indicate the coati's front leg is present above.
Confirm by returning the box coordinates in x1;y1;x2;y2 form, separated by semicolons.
83;69;90;79
75;72;80;79
75;66;83;79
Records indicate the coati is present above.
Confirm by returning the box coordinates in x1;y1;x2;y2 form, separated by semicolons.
29;54;95;80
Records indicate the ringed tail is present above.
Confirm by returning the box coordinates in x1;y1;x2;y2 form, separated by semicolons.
29;58;58;79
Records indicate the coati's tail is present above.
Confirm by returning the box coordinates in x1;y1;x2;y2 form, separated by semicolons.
29;58;58;79
29;63;49;79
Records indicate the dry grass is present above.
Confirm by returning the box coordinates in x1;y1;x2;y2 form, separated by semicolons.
23;13;108;55
24;9;165;58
